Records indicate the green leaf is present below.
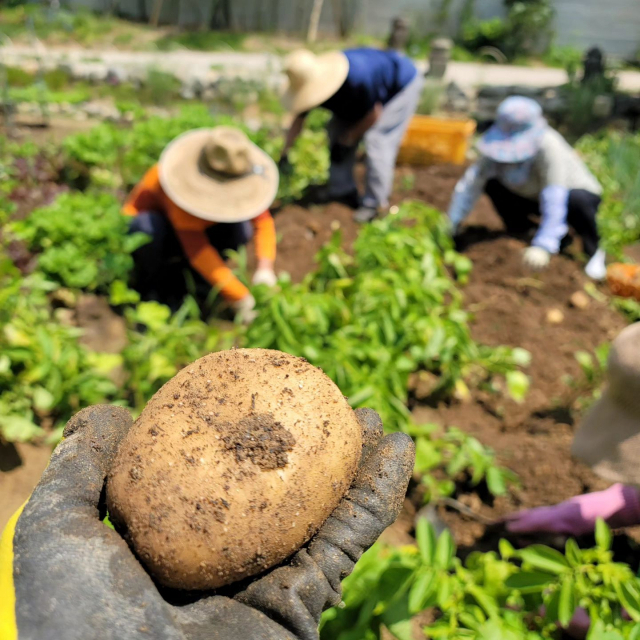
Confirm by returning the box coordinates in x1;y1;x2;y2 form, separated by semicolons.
544;587;560;624
434;529;455;570
511;347;532;367
348;386;376;407
32;386;55;412
408;569;437;614
587;620;625;640
564;538;581;566
486;467;507;496
499;539;515;560
506;370;530;403
385;619;414;640
416;518;436;565
574;350;594;372
505;571;555;594
518;545;570;574
615;580;640;622
595;518;612;551
558;577;577;627
414;437;441;472
109;280;140;306
0;415;43;442
135;301;172;330
0;354;10;374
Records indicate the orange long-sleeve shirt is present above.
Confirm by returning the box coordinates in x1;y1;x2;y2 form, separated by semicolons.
123;165;276;302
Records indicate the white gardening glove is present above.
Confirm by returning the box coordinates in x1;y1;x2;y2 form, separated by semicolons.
523;246;551;271
231;294;258;325
252;267;277;287
585;248;607;280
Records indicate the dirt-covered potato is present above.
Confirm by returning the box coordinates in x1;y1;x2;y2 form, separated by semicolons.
106;349;363;590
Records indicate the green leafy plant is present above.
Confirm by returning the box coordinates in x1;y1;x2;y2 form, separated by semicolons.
407;423;519;502
578;131;640;257
0;260;117;442
321;520;640;640
61;105;329;203
11;191;149;293
458;0;554;60
121;298;231;410
241;201;529;432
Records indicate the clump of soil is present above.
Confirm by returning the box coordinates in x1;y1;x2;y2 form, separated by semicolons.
222;412;296;470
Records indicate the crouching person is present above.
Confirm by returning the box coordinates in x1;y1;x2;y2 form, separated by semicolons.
448;96;606;279
123;127;279;323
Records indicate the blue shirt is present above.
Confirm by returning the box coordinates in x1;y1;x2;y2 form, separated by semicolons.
322;48;418;123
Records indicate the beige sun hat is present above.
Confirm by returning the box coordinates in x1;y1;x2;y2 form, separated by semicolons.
158;127;279;223
572;322;640;485
282;49;349;115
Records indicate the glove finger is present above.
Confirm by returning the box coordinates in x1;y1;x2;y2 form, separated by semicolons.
36;405;132;512
309;432;415;590
353;407;383;465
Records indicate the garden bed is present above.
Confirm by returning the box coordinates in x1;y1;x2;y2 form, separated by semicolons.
0;160;627;534
259;163;628;554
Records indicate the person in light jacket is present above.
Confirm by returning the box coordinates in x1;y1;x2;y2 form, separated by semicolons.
448;96;607;279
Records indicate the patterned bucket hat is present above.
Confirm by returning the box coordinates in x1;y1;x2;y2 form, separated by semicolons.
477;96;548;163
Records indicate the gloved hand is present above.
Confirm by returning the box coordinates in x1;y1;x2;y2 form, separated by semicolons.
523;246;551;271
0;405;414;640
278;154;293;177
252;267;277;287
231;293;258;324
505;484;640;536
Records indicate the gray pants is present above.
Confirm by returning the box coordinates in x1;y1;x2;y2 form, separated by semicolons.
327;72;424;209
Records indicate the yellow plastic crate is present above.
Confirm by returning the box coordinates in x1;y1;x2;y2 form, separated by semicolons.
397;115;477;166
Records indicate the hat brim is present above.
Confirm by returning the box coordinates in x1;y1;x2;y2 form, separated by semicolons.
158;129;279;223
477;119;547;163
282;51;349;115
572;389;640;485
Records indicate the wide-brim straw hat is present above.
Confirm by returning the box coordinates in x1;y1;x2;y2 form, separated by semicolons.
572;322;640;485
282;49;349;115
159;127;279;223
477;96;548;164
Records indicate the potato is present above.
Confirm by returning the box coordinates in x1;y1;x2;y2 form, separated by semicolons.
106;349;363;590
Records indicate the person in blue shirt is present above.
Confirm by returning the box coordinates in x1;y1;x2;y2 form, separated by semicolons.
280;48;423;222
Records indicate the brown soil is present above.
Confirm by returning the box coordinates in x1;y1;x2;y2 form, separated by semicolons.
0;441;52;530
271;201;360;281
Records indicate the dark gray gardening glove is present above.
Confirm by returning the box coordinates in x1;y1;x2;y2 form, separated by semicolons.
1;405;414;640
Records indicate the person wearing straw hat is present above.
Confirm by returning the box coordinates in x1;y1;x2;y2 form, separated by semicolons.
448;96;607;280
506;322;640;537
123;127;279;323
280;48;423;223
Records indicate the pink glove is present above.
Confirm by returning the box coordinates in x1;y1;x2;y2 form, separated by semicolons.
506;484;640;536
